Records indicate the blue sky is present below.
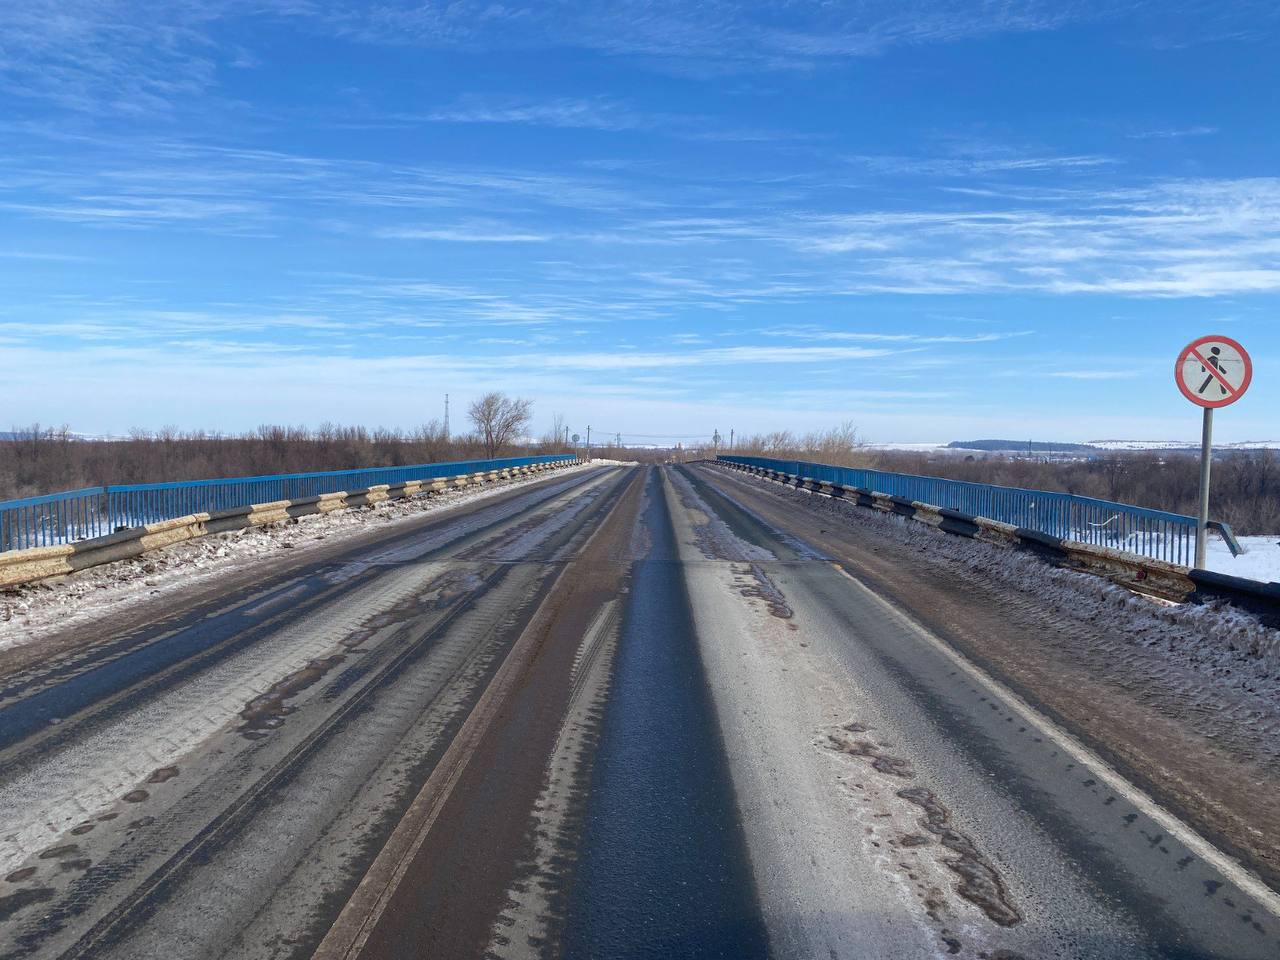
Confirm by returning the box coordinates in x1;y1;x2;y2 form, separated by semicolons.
2;1;1278;444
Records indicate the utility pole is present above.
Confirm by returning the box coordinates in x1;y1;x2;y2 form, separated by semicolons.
616;432;621;448
729;428;734;452
444;394;450;440
586;425;591;461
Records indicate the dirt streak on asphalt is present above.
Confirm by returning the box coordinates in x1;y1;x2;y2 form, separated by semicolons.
0;468;596;685
695;462;1280;896
336;465;647;960
0;468;629;960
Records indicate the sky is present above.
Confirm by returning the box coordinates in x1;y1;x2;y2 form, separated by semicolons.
1;1;1278;445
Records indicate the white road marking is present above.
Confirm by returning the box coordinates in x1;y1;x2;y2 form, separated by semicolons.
827;559;1280;918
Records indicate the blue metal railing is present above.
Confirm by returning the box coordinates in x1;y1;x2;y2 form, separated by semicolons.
0;488;110;554
0;455;574;553
720;455;1239;566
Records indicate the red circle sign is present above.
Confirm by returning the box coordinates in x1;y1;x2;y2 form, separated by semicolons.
1175;335;1252;408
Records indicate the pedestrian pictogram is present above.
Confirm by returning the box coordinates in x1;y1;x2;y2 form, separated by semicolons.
1173;334;1254;569
1175;335;1252;409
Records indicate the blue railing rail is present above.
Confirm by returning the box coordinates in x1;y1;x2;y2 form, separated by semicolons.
0;487;110;554
0;454;574;553
719;455;1241;566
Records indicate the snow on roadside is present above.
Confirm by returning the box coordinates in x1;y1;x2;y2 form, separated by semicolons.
715;467;1280;723
1205;535;1280;583
0;464;599;654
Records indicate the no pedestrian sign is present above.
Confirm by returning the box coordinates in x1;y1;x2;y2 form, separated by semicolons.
1175;335;1252;408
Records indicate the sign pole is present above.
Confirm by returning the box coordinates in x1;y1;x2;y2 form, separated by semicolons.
1195;406;1213;569
1175;334;1251;569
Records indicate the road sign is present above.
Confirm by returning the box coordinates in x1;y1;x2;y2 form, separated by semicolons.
1175;335;1252;409
1174;334;1253;569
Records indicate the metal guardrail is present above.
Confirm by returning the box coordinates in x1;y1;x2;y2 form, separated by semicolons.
0;455;574;553
720;455;1241;566
0;488;110;554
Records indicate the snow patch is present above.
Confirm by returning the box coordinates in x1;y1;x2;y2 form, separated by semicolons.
1205;535;1280;584
0;464;595;655
720;467;1280;726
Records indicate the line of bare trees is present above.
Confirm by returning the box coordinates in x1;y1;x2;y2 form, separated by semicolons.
0;393;553;502
6;412;1276;535
727;424;1280;536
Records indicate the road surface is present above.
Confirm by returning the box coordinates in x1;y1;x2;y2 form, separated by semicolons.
1;463;1277;959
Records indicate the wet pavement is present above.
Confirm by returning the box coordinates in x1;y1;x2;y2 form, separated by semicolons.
561;468;767;960
2;463;1279;960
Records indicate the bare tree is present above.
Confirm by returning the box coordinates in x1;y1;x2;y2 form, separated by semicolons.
467;392;534;458
544;412;567;447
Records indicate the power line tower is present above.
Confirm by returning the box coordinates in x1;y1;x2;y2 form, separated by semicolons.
444;394;450;440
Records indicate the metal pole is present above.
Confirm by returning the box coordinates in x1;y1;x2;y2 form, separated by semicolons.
1195;406;1213;569
586;425;591;461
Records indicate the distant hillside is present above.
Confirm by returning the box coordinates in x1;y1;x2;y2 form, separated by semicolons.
1089;439;1280;451
946;439;1098;452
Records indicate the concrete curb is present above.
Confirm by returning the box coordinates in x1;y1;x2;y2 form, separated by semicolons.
0;460;582;590
714;459;1278;625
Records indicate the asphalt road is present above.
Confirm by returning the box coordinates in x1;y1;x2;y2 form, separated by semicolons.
1;463;1277;960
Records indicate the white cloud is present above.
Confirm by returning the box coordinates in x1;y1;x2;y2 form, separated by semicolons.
415;96;651;132
1049;370;1134;380
376;226;550;243
1128;126;1219;139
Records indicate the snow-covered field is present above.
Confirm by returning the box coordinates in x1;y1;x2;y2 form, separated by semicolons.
1205;535;1280;583
862;439;1280;452
1088;439;1280;451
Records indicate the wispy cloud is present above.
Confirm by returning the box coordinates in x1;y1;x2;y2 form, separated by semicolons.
414;96;652;132
0;1;224;114
757;326;1034;345
376;225;551;243
322;1;1099;74
1128;126;1219;139
844;151;1117;178
0;249;94;262
0;1;1177;117
6;120;1279;300
1049;370;1134;380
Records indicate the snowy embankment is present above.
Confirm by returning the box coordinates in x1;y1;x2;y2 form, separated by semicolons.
1206;535;1280;583
0;462;611;654
839;488;1279;688
718;464;1280;712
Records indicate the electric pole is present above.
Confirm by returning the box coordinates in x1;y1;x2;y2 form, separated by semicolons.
444;394;450;440
729;428;734;452
586;425;591;461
